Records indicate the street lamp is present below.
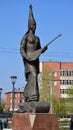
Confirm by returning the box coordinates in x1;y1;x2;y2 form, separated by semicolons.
10;76;17;113
0;88;3;106
48;72;53;114
48;81;53;114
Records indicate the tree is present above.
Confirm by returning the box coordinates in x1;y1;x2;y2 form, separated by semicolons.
40;67;54;103
0;99;6;112
67;84;73;115
52;97;60;115
39;67;60;114
39;67;67;115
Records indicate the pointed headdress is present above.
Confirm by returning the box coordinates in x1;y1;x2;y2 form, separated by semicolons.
28;4;36;28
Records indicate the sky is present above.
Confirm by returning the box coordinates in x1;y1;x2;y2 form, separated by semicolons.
0;0;73;98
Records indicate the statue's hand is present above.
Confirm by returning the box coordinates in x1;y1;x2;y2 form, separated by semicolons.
42;46;48;53
26;56;33;61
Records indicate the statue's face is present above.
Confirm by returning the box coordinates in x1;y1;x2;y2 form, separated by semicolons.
30;23;36;32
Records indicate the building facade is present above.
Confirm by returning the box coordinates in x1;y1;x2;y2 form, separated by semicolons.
5;61;73;111
5;88;24;111
40;61;73;99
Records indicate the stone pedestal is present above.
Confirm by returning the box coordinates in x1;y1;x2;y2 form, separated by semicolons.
12;113;59;130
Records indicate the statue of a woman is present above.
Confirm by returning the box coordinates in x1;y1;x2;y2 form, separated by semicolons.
20;5;47;102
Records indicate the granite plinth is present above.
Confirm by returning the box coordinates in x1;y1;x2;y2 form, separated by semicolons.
12;113;59;130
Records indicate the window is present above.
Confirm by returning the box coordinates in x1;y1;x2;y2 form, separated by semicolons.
15;94;17;98
11;93;12;97
60;70;73;77
54;90;57;95
54;81;57;86
60;89;67;94
54;72;57;77
72;71;73;76
60;80;73;85
10;99;12;103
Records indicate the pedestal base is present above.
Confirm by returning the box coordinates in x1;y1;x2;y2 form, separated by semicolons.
18;101;50;113
12;113;59;130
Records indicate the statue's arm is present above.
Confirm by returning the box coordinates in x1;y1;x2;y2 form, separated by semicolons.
41;46;47;53
37;37;47;53
20;36;33;61
20;36;28;59
36;37;41;49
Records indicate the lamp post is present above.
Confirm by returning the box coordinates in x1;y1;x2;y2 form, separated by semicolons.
10;76;17;113
0;88;3;106
48;81;53;114
48;71;54;114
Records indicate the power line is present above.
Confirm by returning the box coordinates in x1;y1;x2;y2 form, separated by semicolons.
0;47;73;61
0;47;19;54
0;46;73;54
0;46;19;51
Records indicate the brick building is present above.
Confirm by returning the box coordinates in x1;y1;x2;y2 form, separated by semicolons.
5;61;73;111
5;88;24;111
40;61;73;99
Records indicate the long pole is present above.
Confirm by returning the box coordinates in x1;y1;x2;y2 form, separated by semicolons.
44;34;62;48
12;82;15;113
10;76;17;113
0;88;2;107
0;91;1;106
29;34;62;60
50;85;52;114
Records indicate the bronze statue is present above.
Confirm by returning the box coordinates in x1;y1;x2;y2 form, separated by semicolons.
19;5;61;113
20;5;47;102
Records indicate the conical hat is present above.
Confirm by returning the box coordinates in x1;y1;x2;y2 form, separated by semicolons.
28;5;36;28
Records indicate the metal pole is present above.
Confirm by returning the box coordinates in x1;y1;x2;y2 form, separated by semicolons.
50;85;52;114
0;91;1;107
0;88;2;107
12;82;15;113
49;71;54;114
10;76;17;113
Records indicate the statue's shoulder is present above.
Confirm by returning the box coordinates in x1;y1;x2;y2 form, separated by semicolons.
35;35;40;42
22;34;28;40
20;34;28;44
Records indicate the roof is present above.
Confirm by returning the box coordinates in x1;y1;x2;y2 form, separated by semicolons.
5;88;24;94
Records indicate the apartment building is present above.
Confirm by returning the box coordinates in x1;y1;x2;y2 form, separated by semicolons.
5;61;73;111
40;61;73;99
5;88;24;111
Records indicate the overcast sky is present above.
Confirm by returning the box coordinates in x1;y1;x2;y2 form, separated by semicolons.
0;0;73;98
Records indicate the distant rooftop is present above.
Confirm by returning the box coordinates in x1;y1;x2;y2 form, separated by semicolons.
5;87;24;94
